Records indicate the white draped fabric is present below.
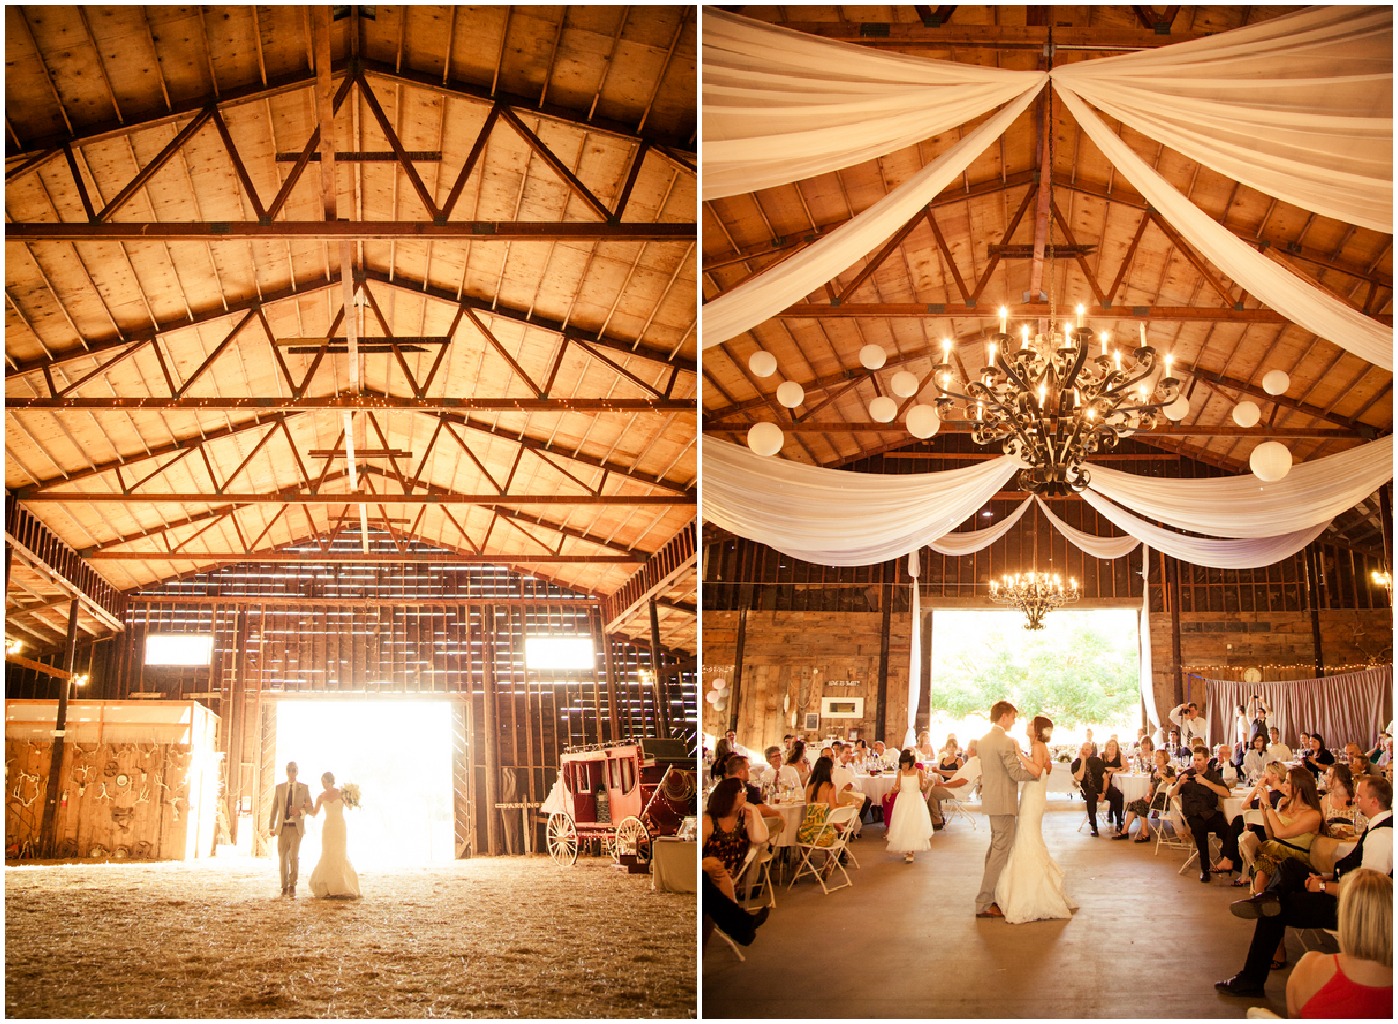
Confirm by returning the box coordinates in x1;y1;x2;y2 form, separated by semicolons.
702;11;1047;201
701;81;1044;348
928;497;1035;555
701;437;1020;565
1033;496;1141;560
906;551;920;749
1087;435;1393;538
1054;86;1392;371
1079;491;1330;570
1051;7;1392;232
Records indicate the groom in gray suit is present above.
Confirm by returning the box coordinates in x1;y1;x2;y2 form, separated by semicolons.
269;761;316;896
975;701;1043;918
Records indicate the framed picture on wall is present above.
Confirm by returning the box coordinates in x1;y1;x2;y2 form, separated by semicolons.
803;712;820;731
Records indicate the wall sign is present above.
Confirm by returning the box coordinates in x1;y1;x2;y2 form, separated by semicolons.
820;696;864;719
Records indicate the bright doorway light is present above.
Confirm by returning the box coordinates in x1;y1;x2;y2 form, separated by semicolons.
276;700;455;869
146;634;214;666
524;635;594;670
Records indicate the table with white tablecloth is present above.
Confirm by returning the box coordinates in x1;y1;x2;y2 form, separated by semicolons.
651;837;696;893
1108;773;1155;805
852;773;899;803
1046;765;1077;796
764;802;807;849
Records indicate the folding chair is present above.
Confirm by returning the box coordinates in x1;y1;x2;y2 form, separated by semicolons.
943;789;978;830
738;841;777;910
789;805;859;894
1154;794;1193;857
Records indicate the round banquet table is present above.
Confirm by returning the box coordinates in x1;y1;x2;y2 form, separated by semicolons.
1108;773;1154;805
1045;766;1077;796
853;773;899;803
765;801;807;850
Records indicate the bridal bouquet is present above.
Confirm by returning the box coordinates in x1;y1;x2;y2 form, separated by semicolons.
340;783;361;809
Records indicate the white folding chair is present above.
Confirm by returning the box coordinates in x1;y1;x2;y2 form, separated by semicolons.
942;788;979;830
1154;794;1193;857
738;841;777;909
788;805;859;894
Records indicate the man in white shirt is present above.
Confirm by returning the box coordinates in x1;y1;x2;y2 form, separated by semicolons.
759;745;800;793
1265;725;1292;763
1170;701;1207;747
925;754;982;830
829;745;871;824
871;740;898;770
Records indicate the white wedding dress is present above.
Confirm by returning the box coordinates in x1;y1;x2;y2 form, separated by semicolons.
994;774;1077;923
309;798;361;899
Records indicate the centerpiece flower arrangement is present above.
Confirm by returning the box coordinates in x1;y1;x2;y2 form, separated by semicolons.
340;783;361;809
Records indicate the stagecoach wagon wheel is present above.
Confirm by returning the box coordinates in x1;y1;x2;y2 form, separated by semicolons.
612;815;651;866
546;812;578;865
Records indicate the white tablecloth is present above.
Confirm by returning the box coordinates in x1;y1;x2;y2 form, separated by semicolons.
1109;773;1154;805
1045;766;1077;795
765;802;807;849
853;774;898;803
651;838;695;893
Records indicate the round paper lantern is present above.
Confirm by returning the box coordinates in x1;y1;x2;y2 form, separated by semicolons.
1262;370;1290;396
705;689;720;704
1163;395;1190;421
746;421;784;456
1232;400;1261;428
1250;441;1293;483
711;677;727;690
890;370;920;398
859;344;887;370
869;396;898;422
776;380;805;408
748;349;778;378
907;404;941;439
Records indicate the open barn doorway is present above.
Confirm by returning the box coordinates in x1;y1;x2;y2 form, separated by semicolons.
275;700;456;868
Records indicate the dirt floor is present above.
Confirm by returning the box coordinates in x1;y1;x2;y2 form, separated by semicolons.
5;854;695;1019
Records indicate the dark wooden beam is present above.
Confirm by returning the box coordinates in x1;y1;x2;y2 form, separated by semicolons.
8;394;694;413
774;302;1391;326
86;551;643;564
23;492;691;507
704;421;1363;439
7;221;693;243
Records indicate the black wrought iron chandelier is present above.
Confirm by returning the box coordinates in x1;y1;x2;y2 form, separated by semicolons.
988;570;1080;630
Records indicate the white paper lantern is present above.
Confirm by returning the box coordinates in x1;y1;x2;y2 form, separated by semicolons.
859;344;887;370
868;396;898;422
1250;441;1293;482
907;404;941;439
1163;395;1190;421
711;677;727;690
748;350;778;378
1232;400;1261;428
746;421;784;456
705;689;720;704
1262;370;1290;396
890;370;920;398
776;380;805;408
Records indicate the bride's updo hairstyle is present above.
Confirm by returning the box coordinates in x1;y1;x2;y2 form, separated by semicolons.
322;772;335;788
1030;716;1053;742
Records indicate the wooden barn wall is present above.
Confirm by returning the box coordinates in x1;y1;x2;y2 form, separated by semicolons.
8;560;693;857
703;512;1392;748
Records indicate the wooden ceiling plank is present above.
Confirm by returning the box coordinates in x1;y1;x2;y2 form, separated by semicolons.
836;206;926;304
172;308;260;398
971;185;1036;303
210;108;268;220
612;141;650;223
355;69;441;219
460;305;546;398
924;209;973;303
573;339;668;399
498;105;610;222
218;423;283;495
532;448;602;498
13;8;75;135
60;144;98;221
1049;197;1108;307
439;103;500;220
96;108;214;223
418;305;467;396
634;8;689;137
1147;209;1240;307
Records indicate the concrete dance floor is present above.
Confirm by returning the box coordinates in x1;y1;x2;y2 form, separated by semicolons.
703;800;1296;1019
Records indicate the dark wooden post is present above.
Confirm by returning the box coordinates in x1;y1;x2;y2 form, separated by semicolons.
727;609;748;735
1379;483;1393;578
1304;547;1326;678
39;598;81;857
480;616;501;856
648;597;670;738
917;606;933;735
601;628;622;743
1166;556;1185;706
874;561;893;742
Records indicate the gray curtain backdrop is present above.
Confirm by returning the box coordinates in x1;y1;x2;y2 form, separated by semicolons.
1204;665;1393;750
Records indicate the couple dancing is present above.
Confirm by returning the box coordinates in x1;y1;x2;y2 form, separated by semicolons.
975;701;1077;924
269;761;361;899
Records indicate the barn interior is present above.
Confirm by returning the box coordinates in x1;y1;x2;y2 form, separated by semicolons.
5;7;696;1018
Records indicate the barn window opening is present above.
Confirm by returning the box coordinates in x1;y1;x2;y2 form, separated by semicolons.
145;634;215;666
524;636;594;671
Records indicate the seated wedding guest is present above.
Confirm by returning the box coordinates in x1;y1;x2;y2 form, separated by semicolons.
1286;869;1392;1018
702;778;753;902
711;737;734;782
1298;731;1311;755
851;739;870;768
1100;738;1128;833
702;872;771;948
936;737;964;780
782;734;794;757
1345;742;1373;776
1072;741;1121;839
925;746;982;831
830;744;871;824
1247;766;1324;896
722;755;781;833
1216;776;1392;999
1267;725;1293;764
1302;732;1336;777
1214;742;1241;787
786;740;813;786
761;746;801;794
1135;735;1156;771
914;730;936;762
1364;732;1390;766
871;740;895;769
1221;761;1288;884
1242;733;1270;782
1165;728;1188;758
1114;748;1174;843
1323;764;1360;827
794;756;844;851
1170;747;1231;882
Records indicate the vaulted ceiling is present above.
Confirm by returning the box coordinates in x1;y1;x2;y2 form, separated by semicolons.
6;6;697;651
701;5;1391;553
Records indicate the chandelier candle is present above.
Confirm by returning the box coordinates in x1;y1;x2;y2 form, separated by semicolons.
932;306;1181;495
988;571;1081;630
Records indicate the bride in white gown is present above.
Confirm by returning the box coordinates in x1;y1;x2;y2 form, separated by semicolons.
995;716;1077;924
309;772;360;899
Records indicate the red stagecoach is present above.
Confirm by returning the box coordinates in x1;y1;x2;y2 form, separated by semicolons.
544;738;696;867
